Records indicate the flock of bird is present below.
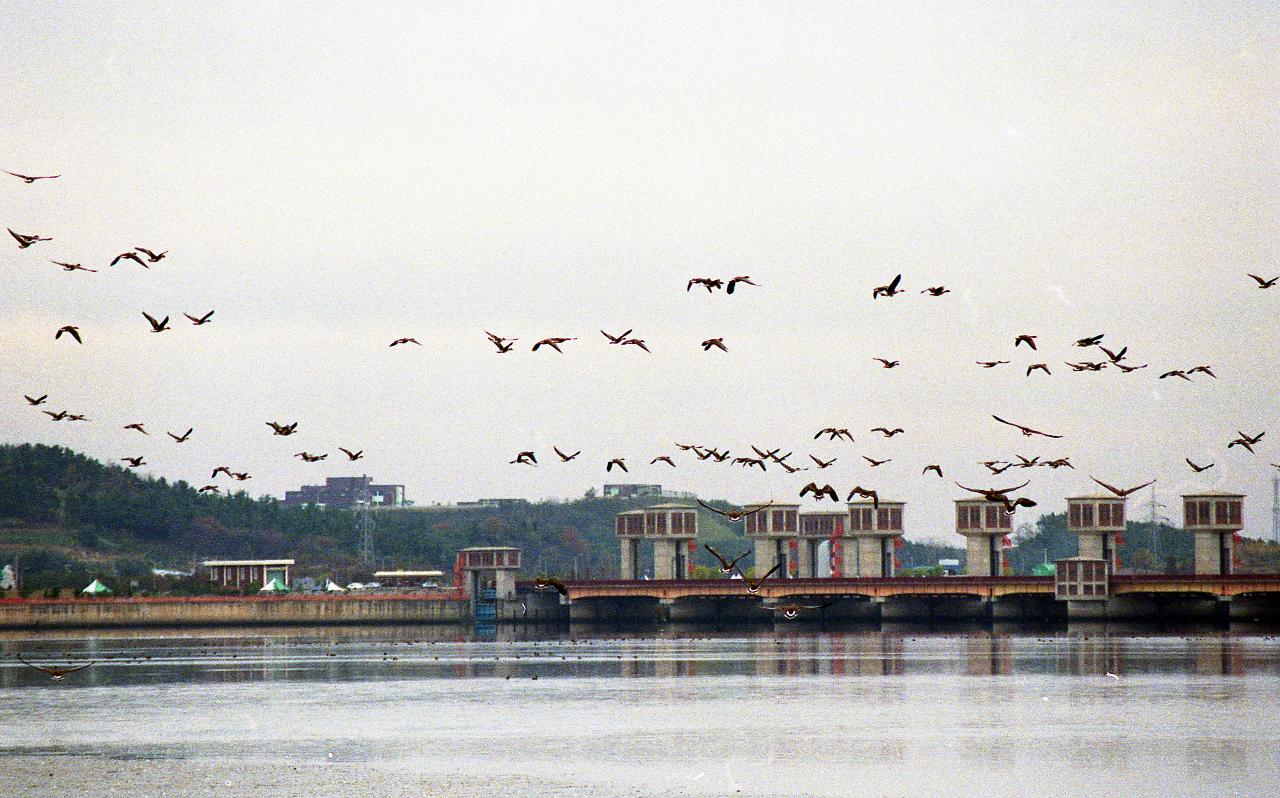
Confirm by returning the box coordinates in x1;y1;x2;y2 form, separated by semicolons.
7;161;1280;586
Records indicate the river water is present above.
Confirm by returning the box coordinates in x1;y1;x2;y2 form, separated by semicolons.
2;624;1278;797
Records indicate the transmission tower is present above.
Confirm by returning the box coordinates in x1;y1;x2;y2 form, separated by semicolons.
356;480;376;565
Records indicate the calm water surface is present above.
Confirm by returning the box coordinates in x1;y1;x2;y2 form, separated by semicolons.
2;625;1278;797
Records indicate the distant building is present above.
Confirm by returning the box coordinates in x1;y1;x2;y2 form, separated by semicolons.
203;559;294;588
283;475;406;509
603;484;663;499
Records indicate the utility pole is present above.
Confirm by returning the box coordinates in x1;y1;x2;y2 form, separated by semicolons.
1150;485;1159;568
357;478;376;566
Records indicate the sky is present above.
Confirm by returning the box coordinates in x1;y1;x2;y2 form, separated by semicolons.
1;1;1277;544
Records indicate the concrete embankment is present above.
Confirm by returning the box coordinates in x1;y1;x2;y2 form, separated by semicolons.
0;594;471;629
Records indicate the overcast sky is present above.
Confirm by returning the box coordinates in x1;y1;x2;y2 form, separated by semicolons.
2;2;1277;543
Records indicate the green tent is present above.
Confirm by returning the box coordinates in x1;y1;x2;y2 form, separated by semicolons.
259;578;290;594
81;579;113;596
1031;562;1056;577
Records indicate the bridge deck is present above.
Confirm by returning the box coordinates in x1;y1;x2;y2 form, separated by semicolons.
519;574;1280;601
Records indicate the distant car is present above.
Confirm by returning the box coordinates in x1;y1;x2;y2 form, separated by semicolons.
421;581;439;589
346;582;365;591
365;582;382;589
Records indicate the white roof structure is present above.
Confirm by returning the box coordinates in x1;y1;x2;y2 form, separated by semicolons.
82;579;112;595
259;578;289;593
202;559;295;567
325;579;346;592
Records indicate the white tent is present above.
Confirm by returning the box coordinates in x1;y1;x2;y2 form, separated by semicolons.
325;579;346;593
258;577;289;593
81;579;113;596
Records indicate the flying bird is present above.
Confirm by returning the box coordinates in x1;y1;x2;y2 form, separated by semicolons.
606;458;628;472
1075;334;1105;347
1014;335;1038;350
1185;458;1214;473
532;337;577;353
1099;346;1128;364
687;277;723;293
862;456;891;467
701;337;728;352
704;545;749;574
184;311;214;325
809;455;836;469
620;338;651;353
650;456;676;467
1089;477;1155;498
733;457;767;471
510;451;537;466
815;428;855;442
1188;365;1216;379
870;427;904;437
211;466;232;479
8;228;51;248
922;465;943;477
871;273;903;298
23;394;47;406
873;358;900;369
533;576;569;596
339;447;364;461
389;337;421;347
726;275;758;294
553;446;580;462
50;260;96;273
142;312;170;333
109;251;147;267
992;415;1063;438
846;485;880;509
1115;363;1149;373
134;247;167;262
955;480;1036;512
977;361;1009;368
743;563;780;595
168;428;193;443
230;471;251;481
4;169;59;183
1159;369;1191;381
55;325;81;344
600;329;633;344
768;602;832;620
295;451;327;462
42;410;68;421
266;421;298;436
1026;363;1051;376
921;286;950;296
198;485;220;494
799;482;840;502
17;657;93;680
1248;274;1278;289
121;456;145;468
696;499;772;521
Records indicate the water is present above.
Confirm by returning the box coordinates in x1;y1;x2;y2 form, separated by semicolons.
3;625;1279;797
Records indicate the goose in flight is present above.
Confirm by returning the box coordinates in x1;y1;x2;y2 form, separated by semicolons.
339;447;364;461
17;657;93;680
696;499;772;522
510;451;537;465
606;457;628;472
184;310;214;325
142;312;170;333
846;485;880;509
532;337;576;353
266;421;298;436
620;338;650;353
1159;369;1191;381
121;456;146;468
870;427;904;437
862;456;891;467
110;251;147;267
701;337;728;352
167;428;193;443
23;394;47;406
50;260;96;273
704;545;749;575
1026;363;1051;376
600;329;633;344
554;446;580;462
134;247;167;263
1075;334;1105;347
922;464;943;477
1185;458;1214;473
814;428;855;442
873;358;900;369
977;360;1009;368
872;274;903;298
921;286;950;296
1099;346;1127;363
743;563;780;595
533;576;569;596
734;457;767;471
389;337;421;347
198;485;220;494
42;410;69;421
650;455;676;467
687;277;723;292
1115;363;1148;373
992;415;1063;439
1089;477;1155;498
211;466;233;479
55;325;81;343
295;451;328;462
8;228;51;248
1248;274;1278;289
809;455;836;469
726;275;758;294
768;602;832;620
800;482;840;501
4;169;59;183
1014;335;1038;350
